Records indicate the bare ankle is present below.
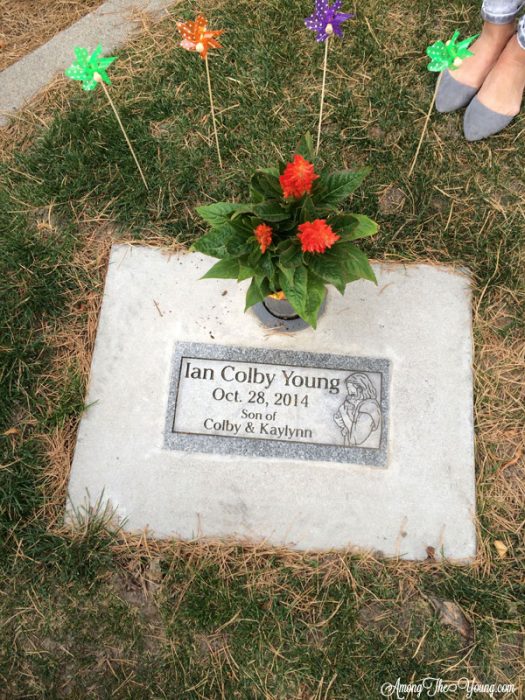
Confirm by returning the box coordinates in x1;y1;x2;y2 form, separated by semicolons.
481;20;517;44
502;33;525;64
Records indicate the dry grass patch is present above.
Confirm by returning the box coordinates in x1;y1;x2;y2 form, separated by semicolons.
473;283;525;576
0;0;105;71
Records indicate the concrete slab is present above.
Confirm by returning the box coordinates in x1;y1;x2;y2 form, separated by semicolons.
67;244;477;560
0;0;178;126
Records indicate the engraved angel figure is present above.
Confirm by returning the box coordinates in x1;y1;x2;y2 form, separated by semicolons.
334;373;381;447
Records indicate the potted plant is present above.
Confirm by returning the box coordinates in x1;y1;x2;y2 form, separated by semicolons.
193;134;378;328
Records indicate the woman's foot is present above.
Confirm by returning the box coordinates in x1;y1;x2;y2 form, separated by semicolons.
436;21;516;112
476;33;525;115
464;34;525;140
452;20;517;89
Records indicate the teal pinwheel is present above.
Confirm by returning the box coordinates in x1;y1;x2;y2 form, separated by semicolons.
426;30;478;72
65;45;117;91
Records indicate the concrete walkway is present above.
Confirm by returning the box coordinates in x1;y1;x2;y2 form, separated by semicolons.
0;0;178;126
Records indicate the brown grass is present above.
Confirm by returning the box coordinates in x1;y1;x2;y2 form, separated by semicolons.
0;0;106;71
473;282;525;577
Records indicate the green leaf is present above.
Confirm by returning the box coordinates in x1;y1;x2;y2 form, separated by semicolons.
192;223;248;258
238;263;256;282
259;253;275;279
247;244;263;268
252;201;290;222
258;167;280;177
251;170;282;200
191;229;229;258
296;133;315;161
197;202;250;228
277;266;327;327
245;278;264;311
227;216;254;235
230;205;256;220
279;266;308;316
201;258;240;280
299;196;316;224
278;240;303;268
314;168;370;210
302;271;327;329
249;186;265;204
277;262;295;287
305;252;347;295
278;216;300;232
345;214;378;240
340;243;377;284
255;275;272;296
329;213;379;241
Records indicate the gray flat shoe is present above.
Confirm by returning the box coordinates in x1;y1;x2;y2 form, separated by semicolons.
435;71;478;113
463;97;515;141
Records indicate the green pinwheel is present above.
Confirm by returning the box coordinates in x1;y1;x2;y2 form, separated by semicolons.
409;30;478;177
426;30;478;72
65;45;117;91
63;43;148;188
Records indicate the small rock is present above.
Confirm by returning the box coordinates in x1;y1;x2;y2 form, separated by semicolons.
378;186;406;215
368;125;385;140
428;596;473;641
426;546;436;560
494;540;508;559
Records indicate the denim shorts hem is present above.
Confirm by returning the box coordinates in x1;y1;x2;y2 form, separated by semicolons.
481;9;519;22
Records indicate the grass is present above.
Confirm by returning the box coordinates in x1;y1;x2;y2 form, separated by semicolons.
0;0;524;696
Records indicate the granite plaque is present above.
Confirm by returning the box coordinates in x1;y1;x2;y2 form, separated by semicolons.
165;342;390;466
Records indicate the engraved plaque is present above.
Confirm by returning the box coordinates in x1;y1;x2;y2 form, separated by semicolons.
165;343;390;466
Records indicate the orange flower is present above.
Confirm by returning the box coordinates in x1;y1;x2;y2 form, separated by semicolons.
176;15;224;59
279;155;319;199
254;223;273;254
297;219;340;253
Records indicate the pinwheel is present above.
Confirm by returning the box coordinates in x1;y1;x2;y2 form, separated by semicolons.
426;30;478;72
65;45;148;189
65;45;116;91
409;30;478;176
177;15;224;167
305;1;354;154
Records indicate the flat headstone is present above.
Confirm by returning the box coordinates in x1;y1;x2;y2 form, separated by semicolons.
67;244;476;560
165;342;390;466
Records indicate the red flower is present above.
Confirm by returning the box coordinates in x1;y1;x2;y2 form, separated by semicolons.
297;219;340;254
254;223;273;253
279;155;319;199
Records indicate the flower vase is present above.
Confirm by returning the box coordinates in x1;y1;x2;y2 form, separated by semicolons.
263;293;299;321
252;292;327;332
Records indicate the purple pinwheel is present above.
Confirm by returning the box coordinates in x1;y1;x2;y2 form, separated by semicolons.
305;0;354;42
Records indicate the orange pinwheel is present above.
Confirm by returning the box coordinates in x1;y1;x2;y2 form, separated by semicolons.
176;15;223;59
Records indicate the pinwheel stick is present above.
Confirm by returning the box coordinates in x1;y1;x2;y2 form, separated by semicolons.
408;72;443;178
316;36;331;156
204;57;223;169
94;73;149;189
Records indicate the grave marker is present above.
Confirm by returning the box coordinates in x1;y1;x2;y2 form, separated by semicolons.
165;342;390;466
67;245;476;560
